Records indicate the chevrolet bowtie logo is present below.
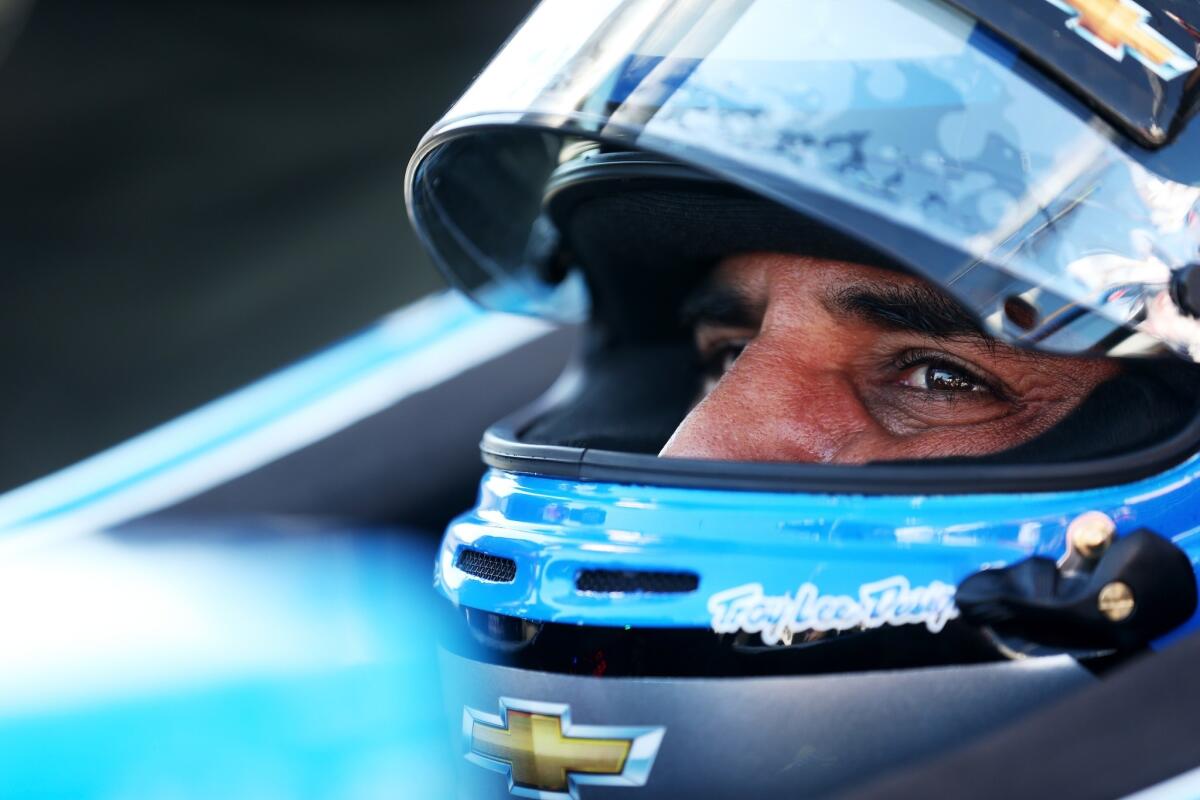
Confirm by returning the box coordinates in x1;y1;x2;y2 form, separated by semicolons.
1046;0;1198;80
463;698;665;800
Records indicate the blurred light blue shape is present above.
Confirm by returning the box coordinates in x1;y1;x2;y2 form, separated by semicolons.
0;520;453;799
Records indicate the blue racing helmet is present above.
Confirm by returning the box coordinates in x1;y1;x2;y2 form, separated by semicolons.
407;1;1200;797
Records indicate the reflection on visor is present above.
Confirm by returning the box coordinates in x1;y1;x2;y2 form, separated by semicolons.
408;0;1200;362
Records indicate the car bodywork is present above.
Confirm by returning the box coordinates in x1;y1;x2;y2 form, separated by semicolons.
0;292;573;798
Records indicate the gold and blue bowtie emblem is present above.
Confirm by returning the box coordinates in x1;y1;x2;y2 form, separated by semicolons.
1046;0;1198;80
463;698;665;799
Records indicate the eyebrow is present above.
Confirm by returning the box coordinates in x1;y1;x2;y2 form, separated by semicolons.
681;275;991;341
826;283;989;341
679;281;765;329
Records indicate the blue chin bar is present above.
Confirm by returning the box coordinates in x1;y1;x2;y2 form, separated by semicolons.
436;457;1200;647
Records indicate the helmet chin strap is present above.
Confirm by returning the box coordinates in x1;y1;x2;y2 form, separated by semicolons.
948;362;1200;657
956;527;1198;658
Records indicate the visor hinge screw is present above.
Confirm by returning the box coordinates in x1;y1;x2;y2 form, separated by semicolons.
1098;581;1136;622
1066;511;1117;561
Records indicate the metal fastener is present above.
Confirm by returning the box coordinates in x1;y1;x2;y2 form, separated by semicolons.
1098;581;1135;622
1068;511;1117;559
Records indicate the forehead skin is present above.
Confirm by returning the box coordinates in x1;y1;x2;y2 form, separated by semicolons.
660;252;1120;464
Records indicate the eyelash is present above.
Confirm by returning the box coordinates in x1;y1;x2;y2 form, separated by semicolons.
700;339;750;378
892;349;1006;399
699;340;1009;404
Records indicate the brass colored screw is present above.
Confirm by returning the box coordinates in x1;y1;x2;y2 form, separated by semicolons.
1098;581;1135;622
1068;511;1117;559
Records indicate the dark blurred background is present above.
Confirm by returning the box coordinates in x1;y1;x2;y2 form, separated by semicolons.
0;0;535;493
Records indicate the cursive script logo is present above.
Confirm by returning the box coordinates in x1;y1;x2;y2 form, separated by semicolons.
708;576;959;645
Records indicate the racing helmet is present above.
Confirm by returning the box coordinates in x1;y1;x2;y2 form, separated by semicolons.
407;1;1200;797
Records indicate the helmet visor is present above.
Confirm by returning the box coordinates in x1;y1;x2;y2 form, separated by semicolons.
408;0;1200;361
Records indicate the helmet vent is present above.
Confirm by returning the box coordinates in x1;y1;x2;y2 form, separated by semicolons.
576;569;699;595
456;548;517;583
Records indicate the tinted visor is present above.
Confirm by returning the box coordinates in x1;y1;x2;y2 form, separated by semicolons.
408;0;1200;361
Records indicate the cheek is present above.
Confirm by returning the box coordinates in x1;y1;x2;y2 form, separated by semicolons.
855;426;1023;460
673;341;886;463
865;392;1015;432
850;393;1092;462
830;416;1035;462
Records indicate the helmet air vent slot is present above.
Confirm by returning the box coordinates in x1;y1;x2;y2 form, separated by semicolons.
456;548;517;583
576;569;699;595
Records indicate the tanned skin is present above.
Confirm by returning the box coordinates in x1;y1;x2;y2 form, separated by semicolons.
660;252;1119;463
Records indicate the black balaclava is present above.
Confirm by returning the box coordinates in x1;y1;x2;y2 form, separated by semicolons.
537;179;1200;462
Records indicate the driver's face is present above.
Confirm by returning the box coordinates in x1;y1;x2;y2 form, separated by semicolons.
660;252;1119;463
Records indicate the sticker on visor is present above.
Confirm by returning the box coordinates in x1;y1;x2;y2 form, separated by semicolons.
1044;0;1198;82
708;575;959;645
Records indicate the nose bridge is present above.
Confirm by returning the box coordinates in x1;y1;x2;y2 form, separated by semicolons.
660;341;850;463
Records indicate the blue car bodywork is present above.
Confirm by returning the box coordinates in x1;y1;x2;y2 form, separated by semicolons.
0;292;561;798
0;522;448;799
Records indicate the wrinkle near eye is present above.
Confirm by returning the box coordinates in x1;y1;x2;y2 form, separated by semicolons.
665;253;1123;463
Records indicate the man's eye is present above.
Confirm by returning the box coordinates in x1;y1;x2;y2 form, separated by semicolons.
704;340;749;377
899;362;985;393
